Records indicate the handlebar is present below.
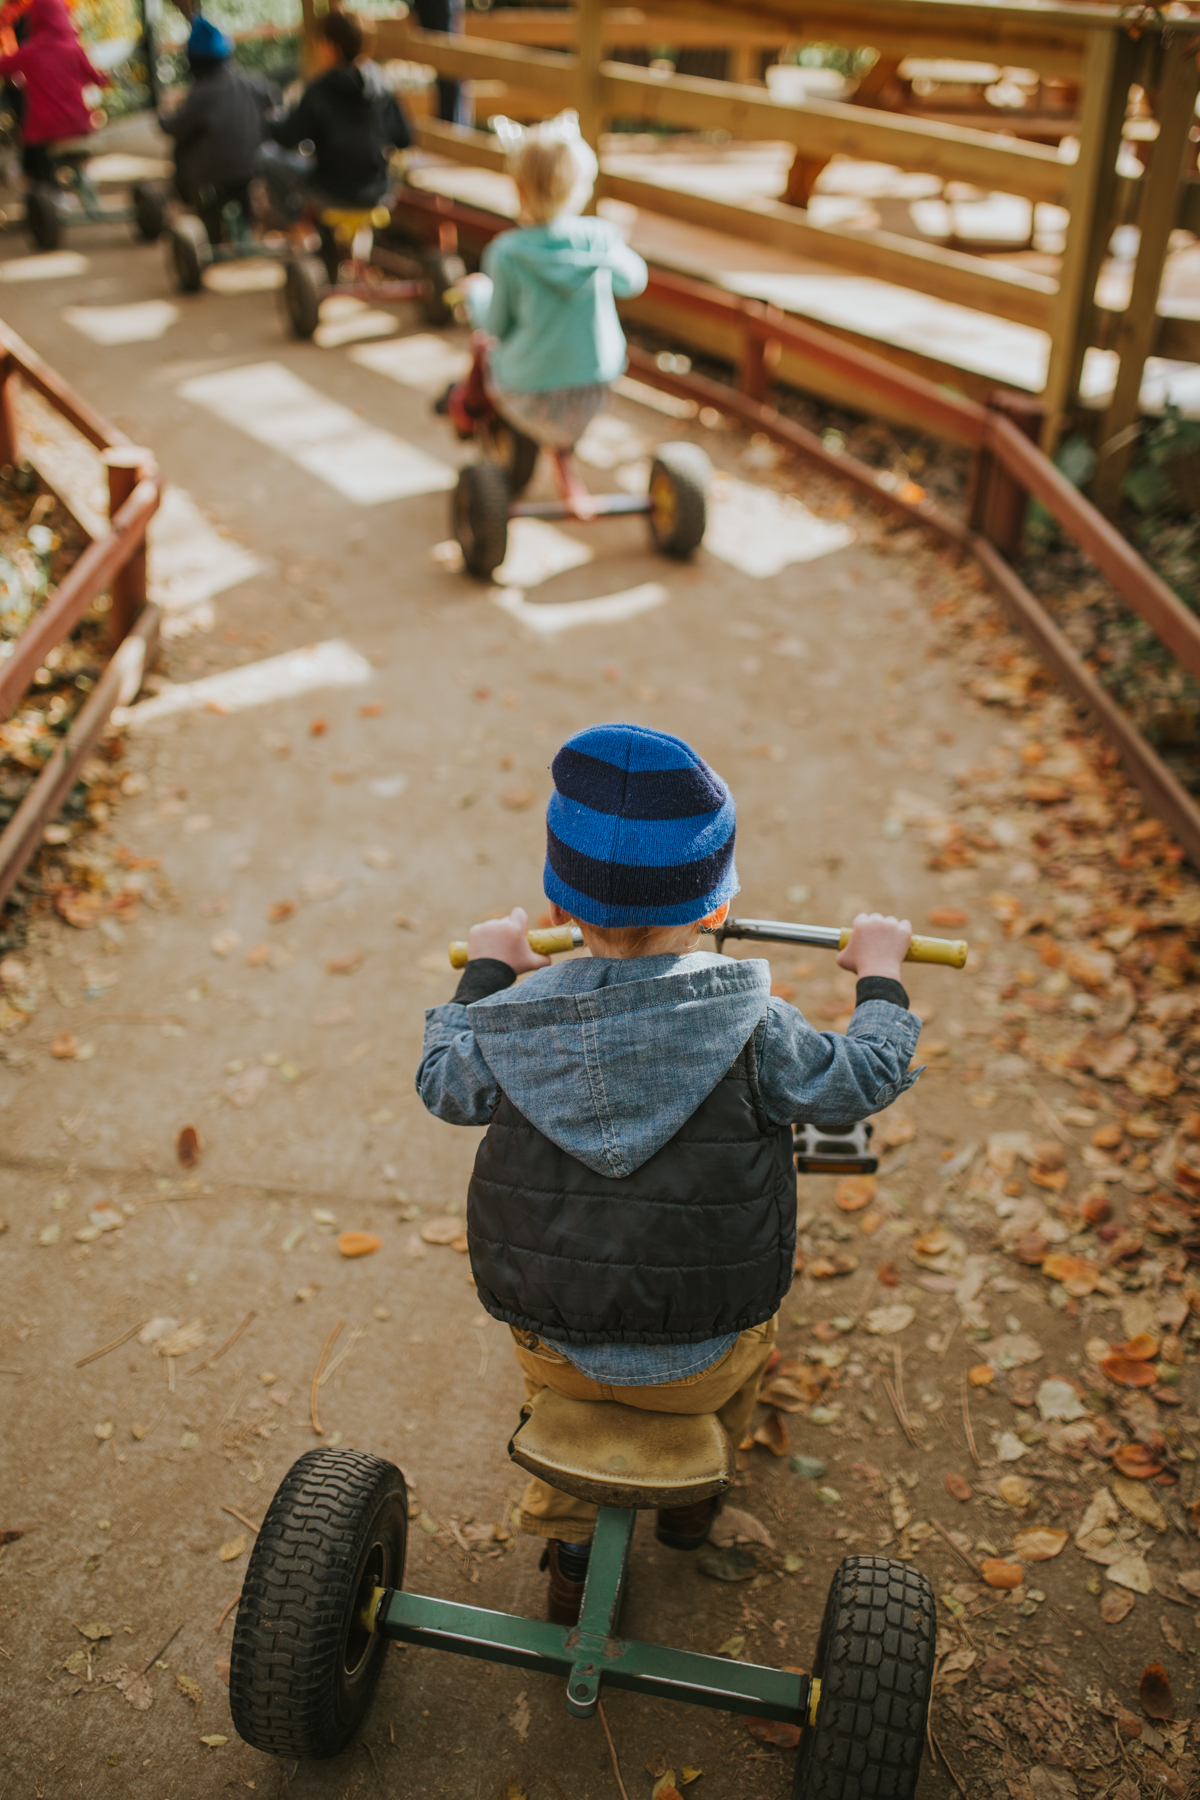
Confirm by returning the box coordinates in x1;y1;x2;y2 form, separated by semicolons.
447;917;968;970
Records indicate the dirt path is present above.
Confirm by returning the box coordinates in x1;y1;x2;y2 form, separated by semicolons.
1;217;1198;1800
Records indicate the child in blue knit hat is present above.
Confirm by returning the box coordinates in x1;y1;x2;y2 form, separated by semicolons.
417;722;920;1623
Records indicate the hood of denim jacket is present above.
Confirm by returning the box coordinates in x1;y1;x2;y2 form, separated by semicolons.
468;952;770;1178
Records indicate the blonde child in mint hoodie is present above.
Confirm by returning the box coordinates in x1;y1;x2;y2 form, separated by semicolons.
450;111;648;447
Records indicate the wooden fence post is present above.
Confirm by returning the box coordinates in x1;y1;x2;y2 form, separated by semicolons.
577;0;604;176
1091;37;1200;511
102;446;154;650
1040;28;1137;456
981;392;1044;560
0;354;18;470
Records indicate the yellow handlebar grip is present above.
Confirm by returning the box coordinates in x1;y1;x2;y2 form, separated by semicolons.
836;929;968;970
527;926;578;956
447;925;577;969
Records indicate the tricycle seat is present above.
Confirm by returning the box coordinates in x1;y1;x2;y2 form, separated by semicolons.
508;1388;732;1509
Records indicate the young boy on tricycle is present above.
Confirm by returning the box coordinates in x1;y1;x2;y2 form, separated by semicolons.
417;722;920;1623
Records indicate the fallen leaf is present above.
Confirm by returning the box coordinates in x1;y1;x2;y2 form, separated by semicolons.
1100;1589;1135;1623
154;1320;206;1359
835;1175;876;1211
337;1232;382;1258
945;1473;972;1502
509;1691;530;1741
716;1633;746;1659
76;1621;112;1641
1100;1355;1159;1388
969;1363;995;1386
1041;1253;1100;1296
210;929;241;957
980;1652;1015;1690
809;1254;858;1278
1107;1553;1153;1593
747;1717;801;1747
175;1125;201;1168
0;1527;24;1545
101;1664;153;1710
709;1507;774;1549
1012;1527;1069;1562
1175;1570;1200;1598
217;1535;246;1563
420;1217;466;1246
1117;1333;1159;1362
1036;1378;1087;1421
753;1411;789;1456
175;1673;202;1706
1111;1475;1168;1532
863;1303;915;1335
1112;1444;1164;1479
997;1433;1028;1463
981;1559;1024;1589
998;1475;1030;1508
697;1545;758;1583
1160;1616;1188;1657
928;905;969;927
93;1422;114;1441
1138;1662;1173;1721
494;1784;528;1800
199;1734;228;1747
325;950;364;975
50;1032;79;1059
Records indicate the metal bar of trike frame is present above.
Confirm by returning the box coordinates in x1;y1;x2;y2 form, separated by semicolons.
508;495;652;520
371;1587;809;1722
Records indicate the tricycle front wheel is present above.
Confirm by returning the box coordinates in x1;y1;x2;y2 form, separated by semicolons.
229;1447;408;1760
793;1555;935;1799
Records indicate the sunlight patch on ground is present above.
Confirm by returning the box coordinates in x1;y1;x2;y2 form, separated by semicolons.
150;487;266;637
115;638;372;728
704;474;853;578
493;518;594;590
350;332;471;396
313;296;398;349
178;361;457;504
575;414;651;470
202;259;286;295
0;251;89;283
492;581;667;636
63;300;180;345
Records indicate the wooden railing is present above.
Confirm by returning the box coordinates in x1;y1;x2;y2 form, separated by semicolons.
388;181;1200;870
0;323;161;911
379;0;1200;495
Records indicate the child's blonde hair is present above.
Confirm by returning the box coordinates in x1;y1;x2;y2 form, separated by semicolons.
493;110;598;223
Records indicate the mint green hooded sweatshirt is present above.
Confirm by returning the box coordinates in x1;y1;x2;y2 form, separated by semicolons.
465;216;648;393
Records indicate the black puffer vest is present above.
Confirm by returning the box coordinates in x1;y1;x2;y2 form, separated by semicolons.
467;1028;796;1345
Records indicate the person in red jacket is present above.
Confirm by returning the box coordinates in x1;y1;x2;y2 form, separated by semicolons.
0;0;107;188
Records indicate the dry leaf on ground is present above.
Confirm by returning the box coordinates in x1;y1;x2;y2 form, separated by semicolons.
1100;1589;1135;1624
747;1718;800;1747
981;1559;1024;1589
863;1304;915;1335
1138;1663;1173;1720
100;1664;152;1710
835;1175;876;1211
1012;1527;1068;1561
944;1472;972;1502
337;1232;382;1258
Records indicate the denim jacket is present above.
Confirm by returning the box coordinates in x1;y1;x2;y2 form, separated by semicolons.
417;951;921;1382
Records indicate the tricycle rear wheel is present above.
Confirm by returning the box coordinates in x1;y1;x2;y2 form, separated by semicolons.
26;185;62;252
283;255;326;339
454;461;510;579
229;1447;408;1760
647;442;709;559
792;1555;935;1799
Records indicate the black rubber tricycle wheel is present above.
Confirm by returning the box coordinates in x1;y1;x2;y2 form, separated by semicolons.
229;1447;408;1760
421;249;468;326
478;413;539;497
453;461;511;580
169;216;209;294
283;254;326;339
793;1556;935;1799
26;185;62;251
647;441;710;559
131;181;166;241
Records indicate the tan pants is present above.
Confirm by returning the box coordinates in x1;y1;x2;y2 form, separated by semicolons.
511;1315;777;1542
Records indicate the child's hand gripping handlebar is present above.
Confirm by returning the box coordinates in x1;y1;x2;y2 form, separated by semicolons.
447;918;969;969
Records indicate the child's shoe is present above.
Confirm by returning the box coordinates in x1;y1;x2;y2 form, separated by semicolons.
539;1538;591;1625
655;1496;720;1551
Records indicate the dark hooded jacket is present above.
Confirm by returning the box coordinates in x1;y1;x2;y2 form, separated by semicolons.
160;63;270;199
269;59;410;206
0;0;105;146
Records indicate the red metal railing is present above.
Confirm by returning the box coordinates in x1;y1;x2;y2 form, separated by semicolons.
0;322;161;911
390;182;1200;867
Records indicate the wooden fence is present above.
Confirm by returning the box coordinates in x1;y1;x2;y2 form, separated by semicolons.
0;325;161;911
374;0;1200;507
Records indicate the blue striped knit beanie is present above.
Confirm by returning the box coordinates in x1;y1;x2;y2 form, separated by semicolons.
544;723;738;928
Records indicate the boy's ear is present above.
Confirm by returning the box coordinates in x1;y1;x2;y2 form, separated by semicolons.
699;902;730;929
548;901;573;927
